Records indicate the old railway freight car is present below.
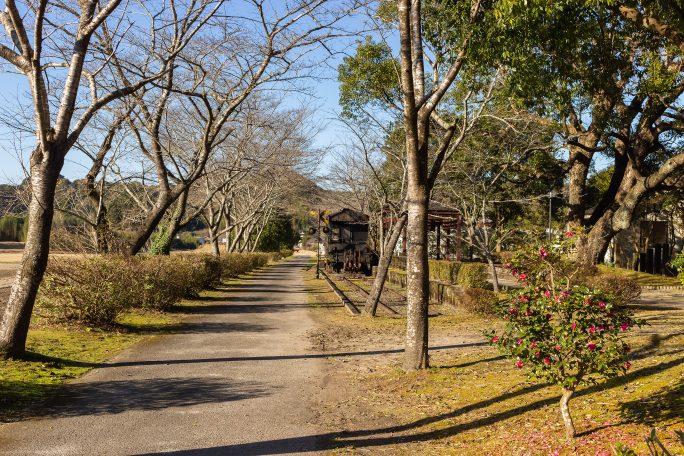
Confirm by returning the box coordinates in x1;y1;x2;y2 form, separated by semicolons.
324;208;376;275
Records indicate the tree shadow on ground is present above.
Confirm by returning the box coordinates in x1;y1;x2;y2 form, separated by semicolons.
23;377;270;419
118;317;273;334
97;342;485;369
171;303;311;315
137;355;684;456
619;377;683;426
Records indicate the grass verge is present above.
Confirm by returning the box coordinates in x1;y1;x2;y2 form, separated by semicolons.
306;266;684;455
598;265;682;287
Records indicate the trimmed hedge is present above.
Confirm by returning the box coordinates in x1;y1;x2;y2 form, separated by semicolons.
428;259;461;284
584;274;641;307
457;263;489;289
37;252;282;326
460;288;499;315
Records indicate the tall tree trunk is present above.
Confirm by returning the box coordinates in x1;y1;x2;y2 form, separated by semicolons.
560;388;576;439
209;224;220;256
363;213;407;316
149;190;189;255
566;148;592;226
404;185;430;370
0;152;61;358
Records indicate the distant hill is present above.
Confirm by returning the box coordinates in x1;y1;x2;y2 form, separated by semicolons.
278;170;362;218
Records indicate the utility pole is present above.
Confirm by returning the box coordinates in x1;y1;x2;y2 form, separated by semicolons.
316;210;321;279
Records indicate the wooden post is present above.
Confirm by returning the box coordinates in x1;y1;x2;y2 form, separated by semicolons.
446;227;451;261
455;216;462;262
436;223;441;260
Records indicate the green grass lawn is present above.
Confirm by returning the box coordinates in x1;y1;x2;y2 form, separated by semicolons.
598;265;682;287
0;310;183;422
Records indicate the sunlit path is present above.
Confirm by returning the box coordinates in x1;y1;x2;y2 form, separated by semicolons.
0;255;326;456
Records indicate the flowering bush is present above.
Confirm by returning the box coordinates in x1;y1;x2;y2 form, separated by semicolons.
671;253;684;285
487;232;643;438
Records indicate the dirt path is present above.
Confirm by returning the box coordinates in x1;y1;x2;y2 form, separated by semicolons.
0;255;327;455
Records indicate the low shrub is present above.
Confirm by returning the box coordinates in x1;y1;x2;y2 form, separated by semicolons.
584;274;641;306
460;288;499;315
37;255;136;326
428;259;460;284
220;252;271;278
133;256;203;310
37;251;280;326
457;262;489;289
671;253;684;284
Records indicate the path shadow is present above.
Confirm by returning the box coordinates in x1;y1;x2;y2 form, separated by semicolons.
26;377;270;420
118;318;272;334
173;303;310;315
138;355;684;455
99;343;486;369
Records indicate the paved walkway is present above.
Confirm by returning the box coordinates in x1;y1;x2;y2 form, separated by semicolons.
0;255;326;455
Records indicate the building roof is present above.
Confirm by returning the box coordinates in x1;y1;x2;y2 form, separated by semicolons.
327;208;369;224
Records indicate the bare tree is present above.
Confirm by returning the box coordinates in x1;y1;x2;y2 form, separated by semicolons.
0;0;165;358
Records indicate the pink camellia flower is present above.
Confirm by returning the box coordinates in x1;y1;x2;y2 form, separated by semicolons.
515;360;524;368
539;247;549;258
509;308;518;316
520;296;530;303
516;338;523;345
543;356;551;365
519;273;527;280
544;290;551;297
530;341;537;348
564;231;574;237
587;342;597;351
525;309;533;317
623;361;631;370
598;301;606;309
491;336;499;343
571;321;577;331
584;297;593;305
534;351;542;358
620;322;630;331
554;345;561;352
588;325;597;334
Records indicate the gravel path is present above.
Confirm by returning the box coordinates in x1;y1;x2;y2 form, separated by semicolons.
0;255;327;455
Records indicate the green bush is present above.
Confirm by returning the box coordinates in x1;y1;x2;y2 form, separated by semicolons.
0;215;27;242
457;262;489;288
171;232;199;250
585;274;641;307
671;253;684;284
37;251;280;326
37;256;136;326
219;252;271;278
133;256;203;310
428;259;460;284
460;288;499;315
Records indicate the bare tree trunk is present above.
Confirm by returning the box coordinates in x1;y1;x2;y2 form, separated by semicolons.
363;213;407;316
487;255;499;292
560;388;576;439
404;185;430;370
0;153;60;358
149;190;189;255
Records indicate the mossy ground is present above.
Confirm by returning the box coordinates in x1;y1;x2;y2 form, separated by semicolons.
0;309;186;422
598;265;682;287
306;266;684;455
0;272;256;423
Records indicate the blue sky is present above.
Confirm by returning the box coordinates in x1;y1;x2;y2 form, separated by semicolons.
0;0;364;185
